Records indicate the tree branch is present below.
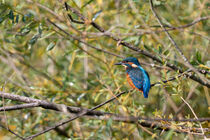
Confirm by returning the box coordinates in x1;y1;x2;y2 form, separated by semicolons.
151;69;192;87
149;0;209;86
79;16;210;41
0;92;209;139
24;90;128;139
181;97;207;139
0;123;25;140
63;2;210;88
0;103;40;111
0;93;209;122
46;19;123;59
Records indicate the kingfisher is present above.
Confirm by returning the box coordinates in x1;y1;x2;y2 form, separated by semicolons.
115;57;151;98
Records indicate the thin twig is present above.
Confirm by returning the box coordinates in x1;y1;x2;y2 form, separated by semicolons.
0;123;25;140
79;16;210;42
0;103;40;111
1;81;24;139
151;69;192;87
149;0;191;65
149;0;209;86
175;83;198;117
47;19;124;59
181;97;207;140
0;92;209;138
137;123;158;138
0;92;209;123
151;16;210;30
24;91;128;139
64;2;210;88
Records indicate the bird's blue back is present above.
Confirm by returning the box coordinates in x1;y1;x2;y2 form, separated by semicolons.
126;66;150;98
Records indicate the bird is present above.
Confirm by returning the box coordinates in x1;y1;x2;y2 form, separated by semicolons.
115;57;150;98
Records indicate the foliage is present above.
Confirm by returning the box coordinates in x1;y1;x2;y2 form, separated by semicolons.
0;0;209;139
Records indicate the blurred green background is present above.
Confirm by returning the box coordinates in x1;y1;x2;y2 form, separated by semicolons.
0;0;209;139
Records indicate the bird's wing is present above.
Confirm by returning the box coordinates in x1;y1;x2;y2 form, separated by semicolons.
142;71;150;98
127;68;144;91
128;68;150;98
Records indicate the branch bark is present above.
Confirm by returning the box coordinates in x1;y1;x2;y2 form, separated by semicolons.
63;2;210;88
0;92;209;138
149;0;209;86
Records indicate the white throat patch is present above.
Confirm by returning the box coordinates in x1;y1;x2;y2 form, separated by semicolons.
131;64;138;68
122;64;128;68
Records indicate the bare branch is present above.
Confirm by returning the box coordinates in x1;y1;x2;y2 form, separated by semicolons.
0;92;209;122
151;69;192;87
24;90;128;139
47;19;124;59
0;92;209;138
149;0;192;64
149;0;209;86
181;97;207;139
1;78;24;140
0;123;25;140
64;2;210;88
67;14;84;24
0;103;40;111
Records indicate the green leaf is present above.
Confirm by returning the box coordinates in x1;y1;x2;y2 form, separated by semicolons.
21;27;31;35
0;17;4;23
46;42;56;51
28;34;40;45
8;10;14;23
163;50;169;56
196;51;202;63
15;15;19;23
38;23;42;35
106;118;112;128
82;0;95;8
16;27;31;36
153;0;161;5
153;47;159;54
22;13;33;23
8;10;14;19
144;45;152;51
158;45;163;54
124;36;139;43
77;93;85;102
134;36;142;46
153;0;166;6
206;61;210;67
132;0;140;3
165;130;174;140
22;15;26;22
92;10;102;21
190;60;198;66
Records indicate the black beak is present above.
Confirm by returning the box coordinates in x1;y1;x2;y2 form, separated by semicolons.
114;62;123;65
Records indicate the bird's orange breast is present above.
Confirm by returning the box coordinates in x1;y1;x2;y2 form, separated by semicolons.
126;73;136;89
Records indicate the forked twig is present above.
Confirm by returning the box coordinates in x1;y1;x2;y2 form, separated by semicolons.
24;91;128;139
181;97;207;139
149;0;209;86
64;2;210;87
